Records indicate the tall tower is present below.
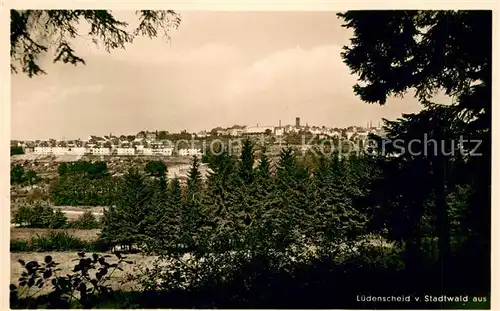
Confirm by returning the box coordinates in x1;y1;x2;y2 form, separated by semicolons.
296;117;300;127
279;120;282;127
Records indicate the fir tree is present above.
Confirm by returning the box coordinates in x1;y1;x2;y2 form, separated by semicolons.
238;138;255;185
100;169;153;251
187;156;202;201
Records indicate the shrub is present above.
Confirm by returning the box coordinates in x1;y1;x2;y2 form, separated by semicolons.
10;252;133;308
68;211;100;229
10;240;29;252
31;232;87;252
13;204;68;229
13;205;32;227
49;209;68;229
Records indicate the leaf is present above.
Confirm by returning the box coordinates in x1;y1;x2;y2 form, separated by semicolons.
44;255;53;264
43;269;53;279
9;284;17;291
26;261;39;272
18;259;26;266
78;283;87;293
77;252;85;258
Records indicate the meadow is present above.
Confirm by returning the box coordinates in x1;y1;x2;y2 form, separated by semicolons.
11;228;101;242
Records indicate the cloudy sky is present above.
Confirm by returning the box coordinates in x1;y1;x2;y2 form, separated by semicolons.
11;11;432;140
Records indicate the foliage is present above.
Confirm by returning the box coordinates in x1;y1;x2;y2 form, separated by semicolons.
11;146;25;156
14;204;68;229
10;252;133;308
11;10;181;77
30;232;88;252
99;169;154;250
10;232;111;253
68;211;101;229
338;9;491;295
145;160;167;178
25;170;39;185
50;163;117;206
11;240;30;252
11;165;40;185
11;164;25;184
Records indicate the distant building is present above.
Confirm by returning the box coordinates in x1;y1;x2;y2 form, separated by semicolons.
178;148;202;157
90;148;111;155
216;129;230;136
329;130;341;138
229;128;244;137
117;148;135;156
146;131;157;141
151;146;173;156
244;126;274;135
52;147;70;155
142;148;153;156
197;131;208;138
68;147;86;155
296;117;300;127
34;146;52;154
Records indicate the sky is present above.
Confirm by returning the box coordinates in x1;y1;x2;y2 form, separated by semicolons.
11;11;437;140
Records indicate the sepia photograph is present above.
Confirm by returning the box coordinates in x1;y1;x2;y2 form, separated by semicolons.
8;6;493;309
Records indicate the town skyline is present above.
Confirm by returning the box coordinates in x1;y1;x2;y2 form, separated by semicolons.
11;11;452;141
11;116;384;141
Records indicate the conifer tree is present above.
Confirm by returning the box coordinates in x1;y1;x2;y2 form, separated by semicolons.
187;156;202;201
181;156;206;253
100;169;153;251
238;138;255;185
203;144;242;252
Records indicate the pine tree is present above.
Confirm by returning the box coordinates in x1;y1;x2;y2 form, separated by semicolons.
202;144;242;252
100;169;153;251
257;147;271;180
180;156;207;253
187;156;202;201
238;138;255;185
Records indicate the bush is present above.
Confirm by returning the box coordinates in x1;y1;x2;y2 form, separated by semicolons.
13;204;68;229
10;240;29;252
11;232;113;253
89;238;113;253
68;211;100;229
31;232;87;252
50;209;68;229
10;252;133;308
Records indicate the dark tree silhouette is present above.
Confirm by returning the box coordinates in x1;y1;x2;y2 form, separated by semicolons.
338;9;491;296
11;10;181;77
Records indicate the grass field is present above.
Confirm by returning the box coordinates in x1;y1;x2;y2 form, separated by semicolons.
10;252;156;296
11;228;101;242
